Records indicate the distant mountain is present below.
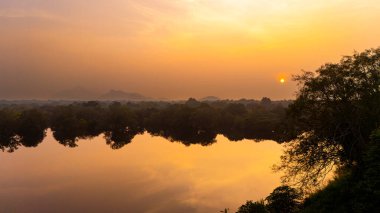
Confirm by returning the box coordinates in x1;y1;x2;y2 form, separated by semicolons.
52;87;97;100
99;90;149;101
200;96;220;101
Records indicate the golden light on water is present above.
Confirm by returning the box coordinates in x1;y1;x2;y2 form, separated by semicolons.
0;131;283;212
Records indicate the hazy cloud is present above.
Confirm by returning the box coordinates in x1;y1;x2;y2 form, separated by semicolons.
0;0;379;99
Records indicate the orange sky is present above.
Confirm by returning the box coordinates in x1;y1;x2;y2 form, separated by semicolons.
0;0;379;99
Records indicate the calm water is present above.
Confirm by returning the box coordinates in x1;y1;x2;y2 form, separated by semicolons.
0;130;283;213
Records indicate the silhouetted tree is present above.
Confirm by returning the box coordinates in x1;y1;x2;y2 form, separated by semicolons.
17;109;47;147
301;128;380;212
277;48;380;190
103;102;143;149
50;106;88;147
261;97;272;106
236;200;268;213
0;109;20;152
266;186;301;213
185;98;201;108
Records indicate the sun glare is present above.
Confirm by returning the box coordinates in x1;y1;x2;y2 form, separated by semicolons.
280;78;285;84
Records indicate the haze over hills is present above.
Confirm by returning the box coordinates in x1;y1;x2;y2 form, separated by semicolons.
51;87;230;101
99;90;149;101
200;96;220;102
51;87;150;101
1;86;290;102
52;87;98;100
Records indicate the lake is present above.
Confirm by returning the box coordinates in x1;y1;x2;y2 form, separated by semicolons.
0;130;283;213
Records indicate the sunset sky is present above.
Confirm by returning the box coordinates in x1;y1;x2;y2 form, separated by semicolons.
1;0;379;99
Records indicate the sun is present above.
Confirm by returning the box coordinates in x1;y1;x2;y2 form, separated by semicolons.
280;78;285;84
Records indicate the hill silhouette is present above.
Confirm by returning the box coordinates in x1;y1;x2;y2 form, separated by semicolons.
200;96;220;101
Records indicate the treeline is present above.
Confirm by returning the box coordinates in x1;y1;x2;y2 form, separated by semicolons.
0;98;290;152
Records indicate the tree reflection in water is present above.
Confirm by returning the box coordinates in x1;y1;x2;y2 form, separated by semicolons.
0;99;290;152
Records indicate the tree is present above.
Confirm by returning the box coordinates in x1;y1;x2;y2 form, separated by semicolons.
0;109;19;152
301;128;380;212
261;97;272;106
17;109;47;147
236;200;268;213
265;186;301;213
277;48;380;190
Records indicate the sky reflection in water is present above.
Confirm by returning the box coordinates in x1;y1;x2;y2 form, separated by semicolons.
0;131;283;212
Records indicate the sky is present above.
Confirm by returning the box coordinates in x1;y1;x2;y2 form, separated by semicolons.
0;0;379;99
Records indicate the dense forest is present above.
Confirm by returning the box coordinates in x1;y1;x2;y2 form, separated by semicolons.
1;48;379;212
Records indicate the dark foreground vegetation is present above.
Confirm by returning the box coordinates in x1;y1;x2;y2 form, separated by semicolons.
0;98;290;152
1;48;379;212
234;48;380;212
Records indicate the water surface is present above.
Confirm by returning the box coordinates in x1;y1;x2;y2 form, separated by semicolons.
0;131;283;212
